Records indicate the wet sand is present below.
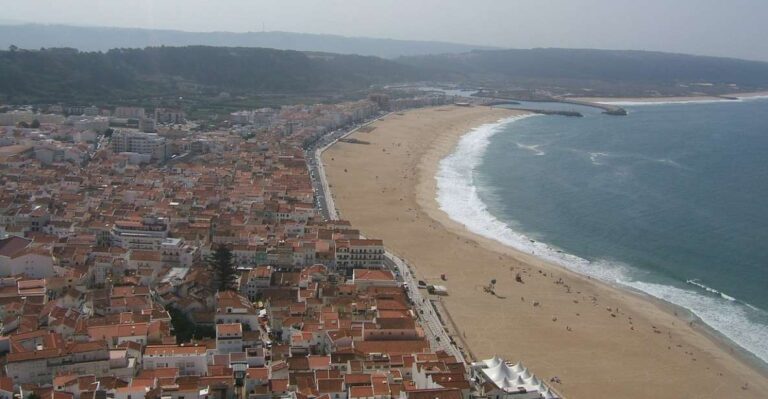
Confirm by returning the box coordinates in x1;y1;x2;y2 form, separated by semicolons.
322;105;768;398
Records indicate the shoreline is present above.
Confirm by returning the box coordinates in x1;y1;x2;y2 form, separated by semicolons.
323;105;768;398
432;112;768;374
569;90;768;105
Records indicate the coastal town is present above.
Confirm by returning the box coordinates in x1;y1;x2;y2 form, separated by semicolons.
0;92;560;399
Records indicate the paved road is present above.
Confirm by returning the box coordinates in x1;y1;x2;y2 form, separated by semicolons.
307;113;467;364
384;255;467;363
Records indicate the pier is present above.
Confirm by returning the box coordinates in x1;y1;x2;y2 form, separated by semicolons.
556;97;628;115
483;102;584;117
478;95;627;116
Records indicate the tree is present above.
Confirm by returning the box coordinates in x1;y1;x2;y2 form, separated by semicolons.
30;119;40;128
167;305;215;342
205;244;238;292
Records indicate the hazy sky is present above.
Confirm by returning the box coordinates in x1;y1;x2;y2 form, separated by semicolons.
2;0;768;61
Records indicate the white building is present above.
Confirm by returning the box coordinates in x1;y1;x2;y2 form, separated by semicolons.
110;216;169;250
143;345;208;376
4;341;120;386
215;291;260;331
230;111;253;125
241;265;272;300
139;117;157;133
216;323;243;354
155;108;186;124
111;130;167;161
335;239;385;269
0;236;55;278
66;115;109;133
0;111;64;126
351;269;398;291
161;237;197;268
113;106;146;119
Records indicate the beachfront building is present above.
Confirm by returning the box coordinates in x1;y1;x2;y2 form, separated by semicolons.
334;239;385;269
351;269;399;290
470;357;557;399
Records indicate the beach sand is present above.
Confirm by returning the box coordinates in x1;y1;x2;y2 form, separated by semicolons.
322;105;768;398
570;91;768;104
570;95;726;103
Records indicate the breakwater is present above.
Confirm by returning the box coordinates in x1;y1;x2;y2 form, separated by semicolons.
556;98;628;115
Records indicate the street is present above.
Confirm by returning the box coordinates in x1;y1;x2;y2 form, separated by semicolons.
306;112;467;364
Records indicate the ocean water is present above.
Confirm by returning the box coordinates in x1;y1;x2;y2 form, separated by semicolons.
436;97;768;366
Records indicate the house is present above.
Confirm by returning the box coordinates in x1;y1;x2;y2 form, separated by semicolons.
351;269;398;290
216;323;243;354
5;340;113;386
143;344;209;376
0;236;55;278
215;291;260;330
242;266;273;301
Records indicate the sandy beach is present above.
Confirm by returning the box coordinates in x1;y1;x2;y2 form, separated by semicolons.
322;105;768;398
570;95;725;103
570;91;768;104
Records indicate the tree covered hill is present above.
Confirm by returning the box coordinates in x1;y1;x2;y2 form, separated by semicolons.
3;45;768;105
0;46;423;103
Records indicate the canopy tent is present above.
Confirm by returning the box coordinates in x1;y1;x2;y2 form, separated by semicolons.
472;356;559;398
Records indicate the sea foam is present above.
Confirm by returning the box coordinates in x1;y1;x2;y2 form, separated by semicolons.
435;115;768;366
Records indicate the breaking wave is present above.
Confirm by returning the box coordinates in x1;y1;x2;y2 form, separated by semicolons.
435;116;768;366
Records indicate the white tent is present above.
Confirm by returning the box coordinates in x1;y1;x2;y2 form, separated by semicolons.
476;356;558;398
510;362;525;373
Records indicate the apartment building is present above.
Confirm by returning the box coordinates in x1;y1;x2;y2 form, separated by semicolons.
111;130;167;161
335;239;385;269
110;216;170;250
